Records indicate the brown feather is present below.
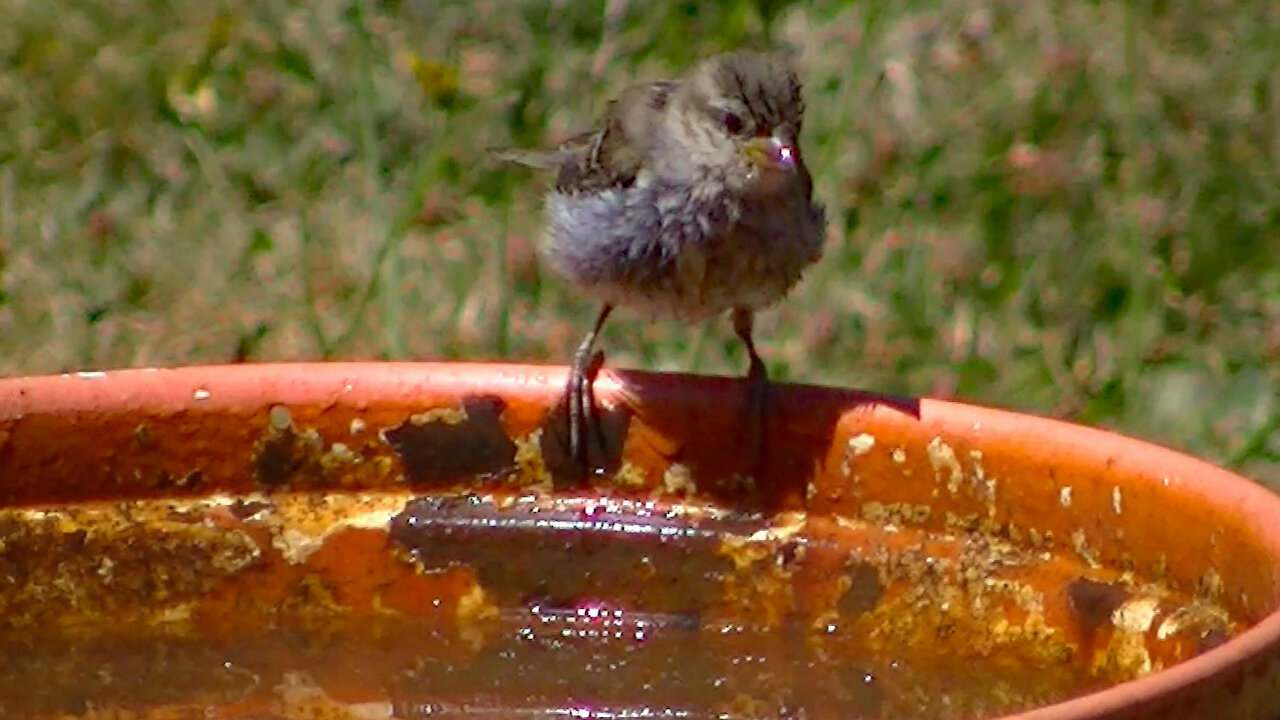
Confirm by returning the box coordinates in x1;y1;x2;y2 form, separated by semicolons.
554;81;677;193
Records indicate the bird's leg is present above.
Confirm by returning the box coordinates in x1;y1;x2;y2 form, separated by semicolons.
568;304;614;479
732;307;768;474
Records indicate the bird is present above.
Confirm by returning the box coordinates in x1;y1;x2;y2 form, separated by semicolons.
494;50;826;480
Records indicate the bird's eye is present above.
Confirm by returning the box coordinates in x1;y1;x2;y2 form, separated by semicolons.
719;109;745;135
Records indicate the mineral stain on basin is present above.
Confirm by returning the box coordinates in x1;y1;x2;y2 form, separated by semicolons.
0;362;1278;720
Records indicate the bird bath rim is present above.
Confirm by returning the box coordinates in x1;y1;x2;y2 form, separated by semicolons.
1;361;1278;720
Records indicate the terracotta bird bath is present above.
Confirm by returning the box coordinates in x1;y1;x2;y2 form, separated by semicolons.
1;362;1279;719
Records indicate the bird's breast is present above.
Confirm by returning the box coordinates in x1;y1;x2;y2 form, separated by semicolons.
543;182;824;320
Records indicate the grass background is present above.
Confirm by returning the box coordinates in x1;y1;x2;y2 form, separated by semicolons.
2;0;1278;487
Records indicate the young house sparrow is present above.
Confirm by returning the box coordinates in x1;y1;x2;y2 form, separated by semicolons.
496;51;826;478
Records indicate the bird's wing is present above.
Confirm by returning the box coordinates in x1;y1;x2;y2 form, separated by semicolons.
553;80;678;194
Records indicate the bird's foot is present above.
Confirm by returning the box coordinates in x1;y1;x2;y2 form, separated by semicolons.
567;349;607;483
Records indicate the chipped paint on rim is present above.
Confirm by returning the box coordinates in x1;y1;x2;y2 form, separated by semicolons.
927;437;964;495
265;493;416;565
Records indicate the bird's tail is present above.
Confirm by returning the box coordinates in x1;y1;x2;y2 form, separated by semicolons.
487;146;564;170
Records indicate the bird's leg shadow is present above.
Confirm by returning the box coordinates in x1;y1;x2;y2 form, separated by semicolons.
733;307;769;475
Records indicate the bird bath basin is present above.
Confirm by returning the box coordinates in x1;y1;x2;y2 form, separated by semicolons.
1;362;1279;719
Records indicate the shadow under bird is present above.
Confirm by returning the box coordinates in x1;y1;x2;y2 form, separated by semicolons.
494;50;827;479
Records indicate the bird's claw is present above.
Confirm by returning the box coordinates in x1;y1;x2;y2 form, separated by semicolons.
567;349;607;482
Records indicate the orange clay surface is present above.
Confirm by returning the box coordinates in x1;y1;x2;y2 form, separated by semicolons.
1;363;1278;720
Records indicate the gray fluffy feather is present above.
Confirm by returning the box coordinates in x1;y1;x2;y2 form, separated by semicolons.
546;176;824;321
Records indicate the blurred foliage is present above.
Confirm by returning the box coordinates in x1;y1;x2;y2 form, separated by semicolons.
0;0;1277;485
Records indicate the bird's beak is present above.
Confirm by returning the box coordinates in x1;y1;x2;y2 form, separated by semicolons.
742;135;799;173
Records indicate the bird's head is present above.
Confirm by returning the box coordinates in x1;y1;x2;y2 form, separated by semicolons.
662;51;809;195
